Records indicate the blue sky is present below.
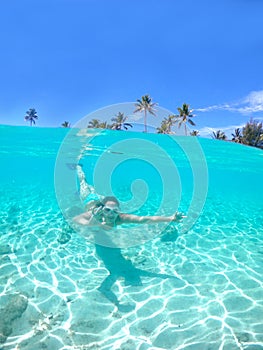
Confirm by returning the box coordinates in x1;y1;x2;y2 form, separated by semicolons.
0;0;263;137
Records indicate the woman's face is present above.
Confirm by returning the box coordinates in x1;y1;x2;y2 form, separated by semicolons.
102;201;120;221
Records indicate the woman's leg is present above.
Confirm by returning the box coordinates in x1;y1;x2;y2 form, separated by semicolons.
76;165;96;200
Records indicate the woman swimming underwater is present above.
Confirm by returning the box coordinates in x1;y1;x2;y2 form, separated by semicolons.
73;165;186;229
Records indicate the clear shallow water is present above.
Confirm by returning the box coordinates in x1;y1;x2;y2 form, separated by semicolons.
0;124;263;350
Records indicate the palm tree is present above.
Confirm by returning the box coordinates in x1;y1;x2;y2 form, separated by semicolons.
61;121;71;128
190;130;199;136
231;128;243;143
157;115;176;134
156;120;170;134
174;103;195;135
24;108;38;126
99;121;110;129
242;119;263;148
87;119;109;129
212;130;227;140
87;119;102;128
165;115;176;133
111;112;133;130
134;95;157;133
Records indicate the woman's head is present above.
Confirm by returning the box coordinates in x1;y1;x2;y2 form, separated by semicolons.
101;196;120;220
101;196;120;207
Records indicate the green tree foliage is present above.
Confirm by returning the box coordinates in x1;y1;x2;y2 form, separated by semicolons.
99;121;110;129
111;112;133;130
87;119;110;129
190;130;199;136
242;119;263;148
87;119;101;128
134;95;157;133
174;103;195;135
212;130;227;140
24;108;38;126
231;128;243;143
157;115;176;134
157;121;170;134
61;121;71;127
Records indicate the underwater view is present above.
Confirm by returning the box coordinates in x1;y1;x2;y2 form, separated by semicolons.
0;124;263;350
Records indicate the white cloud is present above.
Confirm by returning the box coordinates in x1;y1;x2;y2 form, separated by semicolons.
196;90;263;115
198;126;215;137
199;123;246;137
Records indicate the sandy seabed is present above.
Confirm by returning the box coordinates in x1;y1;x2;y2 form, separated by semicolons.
0;187;263;350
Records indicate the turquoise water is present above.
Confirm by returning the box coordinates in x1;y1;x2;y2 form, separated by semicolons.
0;124;263;349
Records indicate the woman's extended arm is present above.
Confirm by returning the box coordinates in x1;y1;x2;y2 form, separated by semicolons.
119;212;186;224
